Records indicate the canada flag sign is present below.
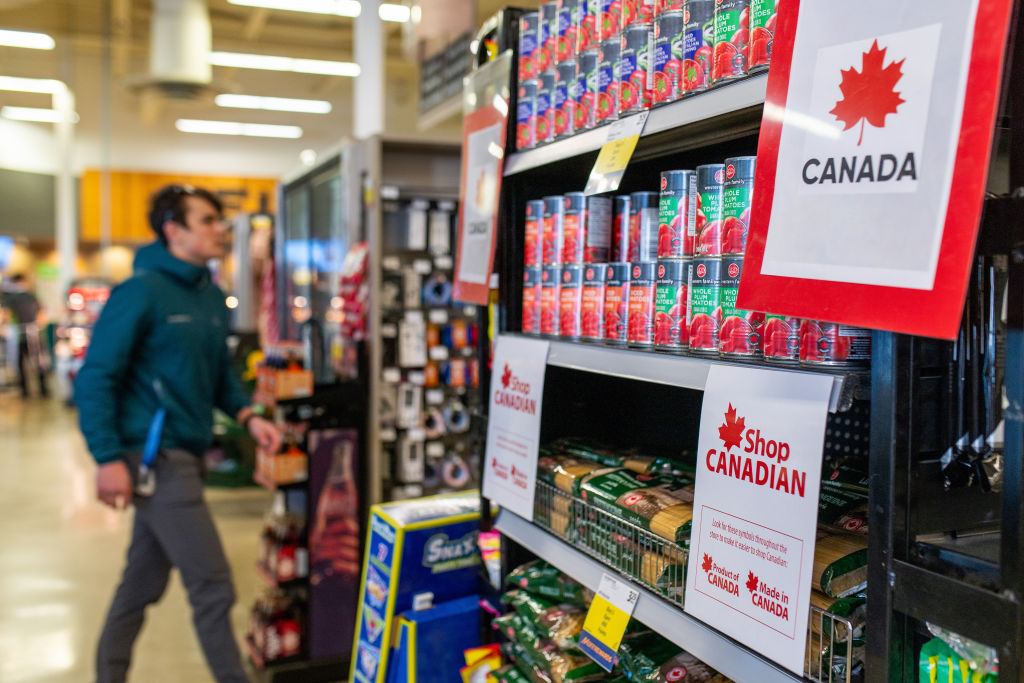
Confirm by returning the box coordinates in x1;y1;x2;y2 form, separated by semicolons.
738;0;1014;339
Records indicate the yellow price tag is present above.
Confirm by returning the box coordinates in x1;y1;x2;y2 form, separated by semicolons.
578;573;641;671
582;594;632;651
584;112;650;196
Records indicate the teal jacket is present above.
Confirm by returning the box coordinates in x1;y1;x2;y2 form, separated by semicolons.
76;242;250;464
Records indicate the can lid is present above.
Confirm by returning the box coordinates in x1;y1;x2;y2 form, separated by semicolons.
724;156;757;181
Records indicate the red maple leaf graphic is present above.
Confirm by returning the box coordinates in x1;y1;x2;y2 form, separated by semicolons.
746;571;759;595
501;364;512;389
701;553;713;573
828;39;905;146
718;404;746;451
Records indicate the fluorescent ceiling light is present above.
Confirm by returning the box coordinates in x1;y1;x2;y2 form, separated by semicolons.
0;75;64;94
1;106;77;123
226;0;361;17
176;119;303;138
215;94;332;114
0;29;55;50
209;51;360;77
378;3;411;22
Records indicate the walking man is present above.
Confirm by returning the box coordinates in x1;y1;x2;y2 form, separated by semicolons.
1;273;48;398
76;185;281;683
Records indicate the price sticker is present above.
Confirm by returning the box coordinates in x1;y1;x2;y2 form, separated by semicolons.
408;371;426;385
578;573;640;671
429;346;449;361
382;368;401;383
583;112;649;196
428;309;449;324
413;259;433;274
434;255;454;270
425;389;445;405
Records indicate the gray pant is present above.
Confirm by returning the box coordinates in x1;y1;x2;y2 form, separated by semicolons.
96;450;249;683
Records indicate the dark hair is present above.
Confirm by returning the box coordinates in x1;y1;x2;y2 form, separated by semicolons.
148;185;224;244
10;273;26;284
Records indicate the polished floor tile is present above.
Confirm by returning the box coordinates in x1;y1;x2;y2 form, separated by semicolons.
0;392;272;682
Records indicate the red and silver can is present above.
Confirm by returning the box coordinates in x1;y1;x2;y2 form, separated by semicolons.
597;38;621;124
718;255;764;358
654;259;690;351
622;0;656;27
611;195;631;262
658;169;697;259
695;163;725;256
711;0;749;85
537;70;556;145
542;195;565;265
762;315;801;364
563;192;587;264
722;156;756;255
652;9;685;105
581;263;607;340
688;255;721;354
604;262;631;344
800;321;872;366
522;267;543;334
541;1;560;72
554;60;577;139
525;199;545;267
627;261;657;347
519;12;541;81
565;193;612;263
576;48;599;131
578;0;599;53
682;0;714;93
619;22;654;114
598;0;619;41
560;264;584;338
540;265;562;336
748;0;776;71
628;191;659;262
557;0;582;63
516;79;538;151
656;0;685;12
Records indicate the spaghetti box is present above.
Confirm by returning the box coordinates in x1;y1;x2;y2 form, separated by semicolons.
350;491;482;683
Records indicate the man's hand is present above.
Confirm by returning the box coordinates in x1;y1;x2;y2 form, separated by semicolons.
97;460;133;510
247;416;282;454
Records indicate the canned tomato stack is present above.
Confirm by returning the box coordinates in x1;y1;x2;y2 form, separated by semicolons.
652;7;685;105
748;0;777;71
682;0;714;93
654;170;695;353
711;0;749;85
718;156;763;359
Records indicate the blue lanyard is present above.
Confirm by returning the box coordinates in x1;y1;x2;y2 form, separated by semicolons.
142;408;166;468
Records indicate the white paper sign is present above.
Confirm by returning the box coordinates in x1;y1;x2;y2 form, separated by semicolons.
457;122;504;286
684;365;832;675
482;335;549;521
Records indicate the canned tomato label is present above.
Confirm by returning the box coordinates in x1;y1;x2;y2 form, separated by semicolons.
581;264;607;340
611;195;631;262
597;38;621;123
719;255;764;357
557;0;581;63
554;60;577;139
628;191;659;262
627;262;657;346
541;2;559;72
543;195;565;265
749;0;776;70
563;192;587;264
579;0;598;52
540;266;562;336
657;0;685;12
722;156;756;255
654;259;689;350
519;12;540;81
525;199;545;267
576;49;598;131
762;314;800;363
682;0;714;92
516;80;537;150
695;164;725;255
800;321;872;366
687;256;721;353
584;195;612;262
560;265;584;338
653;10;685;104
658;170;697;258
598;0;619;41
623;0;656;27
619;23;654;113
522;267;543;334
604;263;631;343
712;0;749;85
537;71;556;144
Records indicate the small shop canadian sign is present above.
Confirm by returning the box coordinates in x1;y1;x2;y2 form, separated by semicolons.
738;0;1014;339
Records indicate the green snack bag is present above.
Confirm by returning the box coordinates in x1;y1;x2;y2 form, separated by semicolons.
508;560;586;605
579;469;695;545
491;665;533;683
918;638;998;683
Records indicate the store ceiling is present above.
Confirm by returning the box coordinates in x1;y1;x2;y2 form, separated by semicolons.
0;0;503;175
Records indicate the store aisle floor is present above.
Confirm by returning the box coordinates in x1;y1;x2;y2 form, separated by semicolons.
0;392;272;683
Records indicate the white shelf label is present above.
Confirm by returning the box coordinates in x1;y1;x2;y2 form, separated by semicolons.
382;256;401;271
413;259;433;274
429;346;449;361
408;371;426;385
428;309;449;324
425;389;445;405
434;255;454;270
382;368;401;383
425;442;445;457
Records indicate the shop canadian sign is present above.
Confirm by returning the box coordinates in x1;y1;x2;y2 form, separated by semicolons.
482;335;549;520
684;365;832;675
737;0;1014;339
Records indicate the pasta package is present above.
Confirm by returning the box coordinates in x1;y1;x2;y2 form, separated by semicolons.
809;591;867;644
818;484;869;536
579;469;695;545
537;453;617;495
640;551;687;600
550;438;695;478
618;634;731;682
814;532;868;598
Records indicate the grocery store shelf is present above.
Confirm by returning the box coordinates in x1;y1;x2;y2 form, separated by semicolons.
503;334;864;412
495;509;801;683
504;73;769;176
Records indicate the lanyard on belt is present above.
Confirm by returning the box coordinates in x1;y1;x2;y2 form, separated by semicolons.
136;380;166;496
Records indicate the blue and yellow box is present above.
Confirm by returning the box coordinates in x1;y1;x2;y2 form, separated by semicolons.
351;491;482;683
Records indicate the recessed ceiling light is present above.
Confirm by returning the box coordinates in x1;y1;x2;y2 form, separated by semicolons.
0;29;55;50
175;119;303;138
226;0;361;17
0;76;64;94
378;3;411;22
299;149;318;166
1;106;77;123
215;94;332;114
209;51;360;77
